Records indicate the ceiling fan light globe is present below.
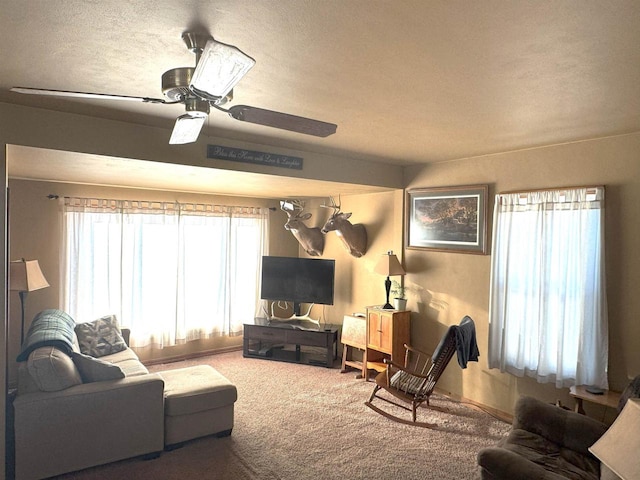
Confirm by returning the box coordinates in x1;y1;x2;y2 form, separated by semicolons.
189;39;255;101
184;97;210;116
169;114;206;145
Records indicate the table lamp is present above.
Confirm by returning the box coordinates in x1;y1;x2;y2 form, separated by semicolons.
589;397;640;480
374;251;405;309
10;259;50;344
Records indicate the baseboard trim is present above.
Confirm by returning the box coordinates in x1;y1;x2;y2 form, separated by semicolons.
433;386;513;424
142;345;243;366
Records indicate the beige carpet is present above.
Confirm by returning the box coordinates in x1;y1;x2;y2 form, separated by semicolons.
58;350;510;480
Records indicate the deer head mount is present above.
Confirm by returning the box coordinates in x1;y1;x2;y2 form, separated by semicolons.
321;196;367;258
280;200;325;256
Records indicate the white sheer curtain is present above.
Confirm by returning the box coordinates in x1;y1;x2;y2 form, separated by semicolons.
61;197;269;348
488;187;608;388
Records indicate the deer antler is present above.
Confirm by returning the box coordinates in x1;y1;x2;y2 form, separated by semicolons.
289;199;306;211
280;200;307;217
321;196;341;213
280;199;306;212
280;200;293;212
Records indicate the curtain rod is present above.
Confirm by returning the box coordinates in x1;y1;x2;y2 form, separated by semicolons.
499;185;604;195
47;194;276;211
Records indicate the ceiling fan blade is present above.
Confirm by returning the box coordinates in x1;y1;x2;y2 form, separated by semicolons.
11;87;167;104
225;105;337;137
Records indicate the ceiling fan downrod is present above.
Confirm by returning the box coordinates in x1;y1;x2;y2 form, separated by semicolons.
181;31;210;65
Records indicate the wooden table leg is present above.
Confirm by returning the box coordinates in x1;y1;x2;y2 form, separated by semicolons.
362;349;368;380
340;345;349;373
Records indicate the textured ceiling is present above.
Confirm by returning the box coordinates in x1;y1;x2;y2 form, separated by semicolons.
1;1;639;170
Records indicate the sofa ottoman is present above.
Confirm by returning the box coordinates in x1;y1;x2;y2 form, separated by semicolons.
159;365;237;447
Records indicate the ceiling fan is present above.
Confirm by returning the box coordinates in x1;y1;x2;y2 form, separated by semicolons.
11;32;338;144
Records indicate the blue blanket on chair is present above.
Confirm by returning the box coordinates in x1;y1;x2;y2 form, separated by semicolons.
16;309;76;361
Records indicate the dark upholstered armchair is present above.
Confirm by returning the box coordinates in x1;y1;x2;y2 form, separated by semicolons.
477;396;609;479
478;377;640;480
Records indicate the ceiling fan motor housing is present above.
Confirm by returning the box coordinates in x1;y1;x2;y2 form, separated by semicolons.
161;67;194;102
162;66;233;105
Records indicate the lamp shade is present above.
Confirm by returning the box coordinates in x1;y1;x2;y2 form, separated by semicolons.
589;398;640;480
374;251;406;277
10;259;49;292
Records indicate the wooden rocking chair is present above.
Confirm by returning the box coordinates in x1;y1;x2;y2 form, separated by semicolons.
365;316;477;427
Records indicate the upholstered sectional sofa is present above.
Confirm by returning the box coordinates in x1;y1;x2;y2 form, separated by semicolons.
13;309;237;480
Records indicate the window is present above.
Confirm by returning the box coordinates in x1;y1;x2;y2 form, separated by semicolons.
488;187;608;388
61;197;269;348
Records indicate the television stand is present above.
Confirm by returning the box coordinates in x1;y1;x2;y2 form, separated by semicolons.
243;318;338;367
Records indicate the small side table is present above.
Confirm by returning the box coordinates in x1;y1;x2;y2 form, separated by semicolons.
569;385;621;415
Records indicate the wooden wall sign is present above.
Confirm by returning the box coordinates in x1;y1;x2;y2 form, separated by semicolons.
207;145;303;170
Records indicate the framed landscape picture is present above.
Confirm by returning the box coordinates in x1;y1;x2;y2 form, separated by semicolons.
406;184;489;254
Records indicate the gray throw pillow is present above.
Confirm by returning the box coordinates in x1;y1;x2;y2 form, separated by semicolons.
74;314;127;358
26;346;83;392
71;351;125;383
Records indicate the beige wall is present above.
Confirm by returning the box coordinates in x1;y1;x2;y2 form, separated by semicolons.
403;132;640;419
7;179;300;380
0;103;403;191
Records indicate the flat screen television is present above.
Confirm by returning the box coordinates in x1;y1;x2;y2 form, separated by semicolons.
260;256;335;316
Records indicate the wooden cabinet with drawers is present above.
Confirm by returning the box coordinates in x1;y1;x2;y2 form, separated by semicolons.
365;307;411;378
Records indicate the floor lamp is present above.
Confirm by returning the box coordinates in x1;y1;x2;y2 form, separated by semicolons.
374;251;406;309
10;259;50;345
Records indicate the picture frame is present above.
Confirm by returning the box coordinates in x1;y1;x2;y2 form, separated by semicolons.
406;184;489;254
